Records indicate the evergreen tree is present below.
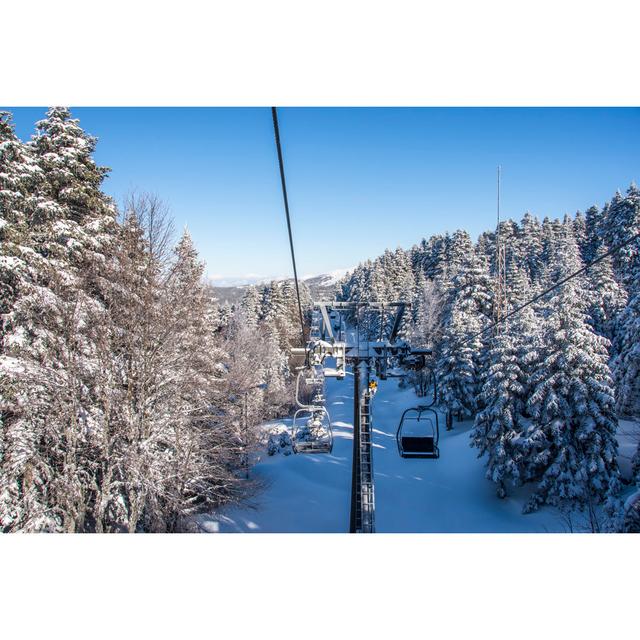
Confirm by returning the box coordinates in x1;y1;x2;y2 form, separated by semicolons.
438;306;481;419
471;325;527;498
518;212;544;283
28;107;110;224
1;108;118;532
522;235;620;518
540;217;564;278
572;210;587;256
582;205;604;263
437;253;492;419
0;112;48;321
239;285;262;327
585;247;627;341
601;185;640;295
472;265;542;498
441;229;474;292
613;290;640;418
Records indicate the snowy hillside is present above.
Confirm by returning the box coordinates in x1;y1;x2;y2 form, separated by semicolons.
209;269;352;305
197;372;640;533
2;106;638;534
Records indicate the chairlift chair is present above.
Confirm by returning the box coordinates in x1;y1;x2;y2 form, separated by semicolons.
396;405;440;459
292;407;333;454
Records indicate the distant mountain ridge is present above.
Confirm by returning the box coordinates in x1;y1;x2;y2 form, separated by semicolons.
208;268;352;305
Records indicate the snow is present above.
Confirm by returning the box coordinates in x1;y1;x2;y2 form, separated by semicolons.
617;419;640;481
199;369;637;533
302;267;353;285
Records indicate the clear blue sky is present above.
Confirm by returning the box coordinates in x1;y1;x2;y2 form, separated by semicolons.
4;107;639;284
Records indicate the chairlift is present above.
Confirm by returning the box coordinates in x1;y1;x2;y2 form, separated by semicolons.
292;368;333;454
396;405;440;459
292;407;333;454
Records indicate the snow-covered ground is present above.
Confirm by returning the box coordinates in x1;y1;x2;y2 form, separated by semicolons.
198;371;640;533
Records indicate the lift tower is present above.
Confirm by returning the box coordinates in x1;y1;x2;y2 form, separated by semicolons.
494;166;508;334
292;301;412;533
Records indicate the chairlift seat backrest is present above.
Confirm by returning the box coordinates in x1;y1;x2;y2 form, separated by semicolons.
291;406;333;455
401;435;435;454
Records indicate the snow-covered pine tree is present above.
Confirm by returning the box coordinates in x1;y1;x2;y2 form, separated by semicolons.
475;230;495;267
540;216;564;276
28;107;109;223
518;212;544;284
423;233;449;281
1;108;119;532
585;246;627;341
280;278;305;346
216;300;234;331
583;204;605;264
437;306;481;419
471;324;527;498
437;252;493;420
441;229;474;294
601;184;640;296
472;256;543;498
522;231;621;520
239;285;262;328
386;247;414;300
0;112;38;318
570;211;586;255
158;229;239;531
613;290;640;418
496;219;521;276
409;276;443;350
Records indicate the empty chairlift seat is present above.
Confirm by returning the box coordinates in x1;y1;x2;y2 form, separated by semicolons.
396;406;440;459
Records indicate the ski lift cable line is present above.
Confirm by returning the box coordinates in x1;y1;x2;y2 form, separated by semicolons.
464;229;640;346
271;106;306;346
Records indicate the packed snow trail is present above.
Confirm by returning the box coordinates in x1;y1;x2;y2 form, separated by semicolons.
197;373;356;532
199;370;640;533
372;381;562;532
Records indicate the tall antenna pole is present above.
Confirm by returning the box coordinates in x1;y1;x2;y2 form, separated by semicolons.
497;165;501;228
494;165;507;334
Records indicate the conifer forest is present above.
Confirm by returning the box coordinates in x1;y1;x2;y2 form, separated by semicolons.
1;107;639;533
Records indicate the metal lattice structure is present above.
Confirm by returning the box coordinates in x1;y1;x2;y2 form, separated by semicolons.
355;388;375;533
292;301;414;533
493;166;508;334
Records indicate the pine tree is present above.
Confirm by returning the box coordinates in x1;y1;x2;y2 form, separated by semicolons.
518;212;544;283
1;109;118;532
471;270;542;498
28;107;110;224
471;326;527;498
522;235;620;518
540;217;564;278
585;247;627;341
437;253;492;419
438;307;481;419
410;276;442;350
601;185;640;296
572;210;587;256
582;205;604;263
0;112;43;320
613;290;640;418
159;229;236;530
441;230;474;292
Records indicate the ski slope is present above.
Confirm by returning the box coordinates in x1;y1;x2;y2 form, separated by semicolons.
198;371;640;533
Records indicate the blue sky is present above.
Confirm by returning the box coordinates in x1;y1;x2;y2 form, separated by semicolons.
4;107;639;284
